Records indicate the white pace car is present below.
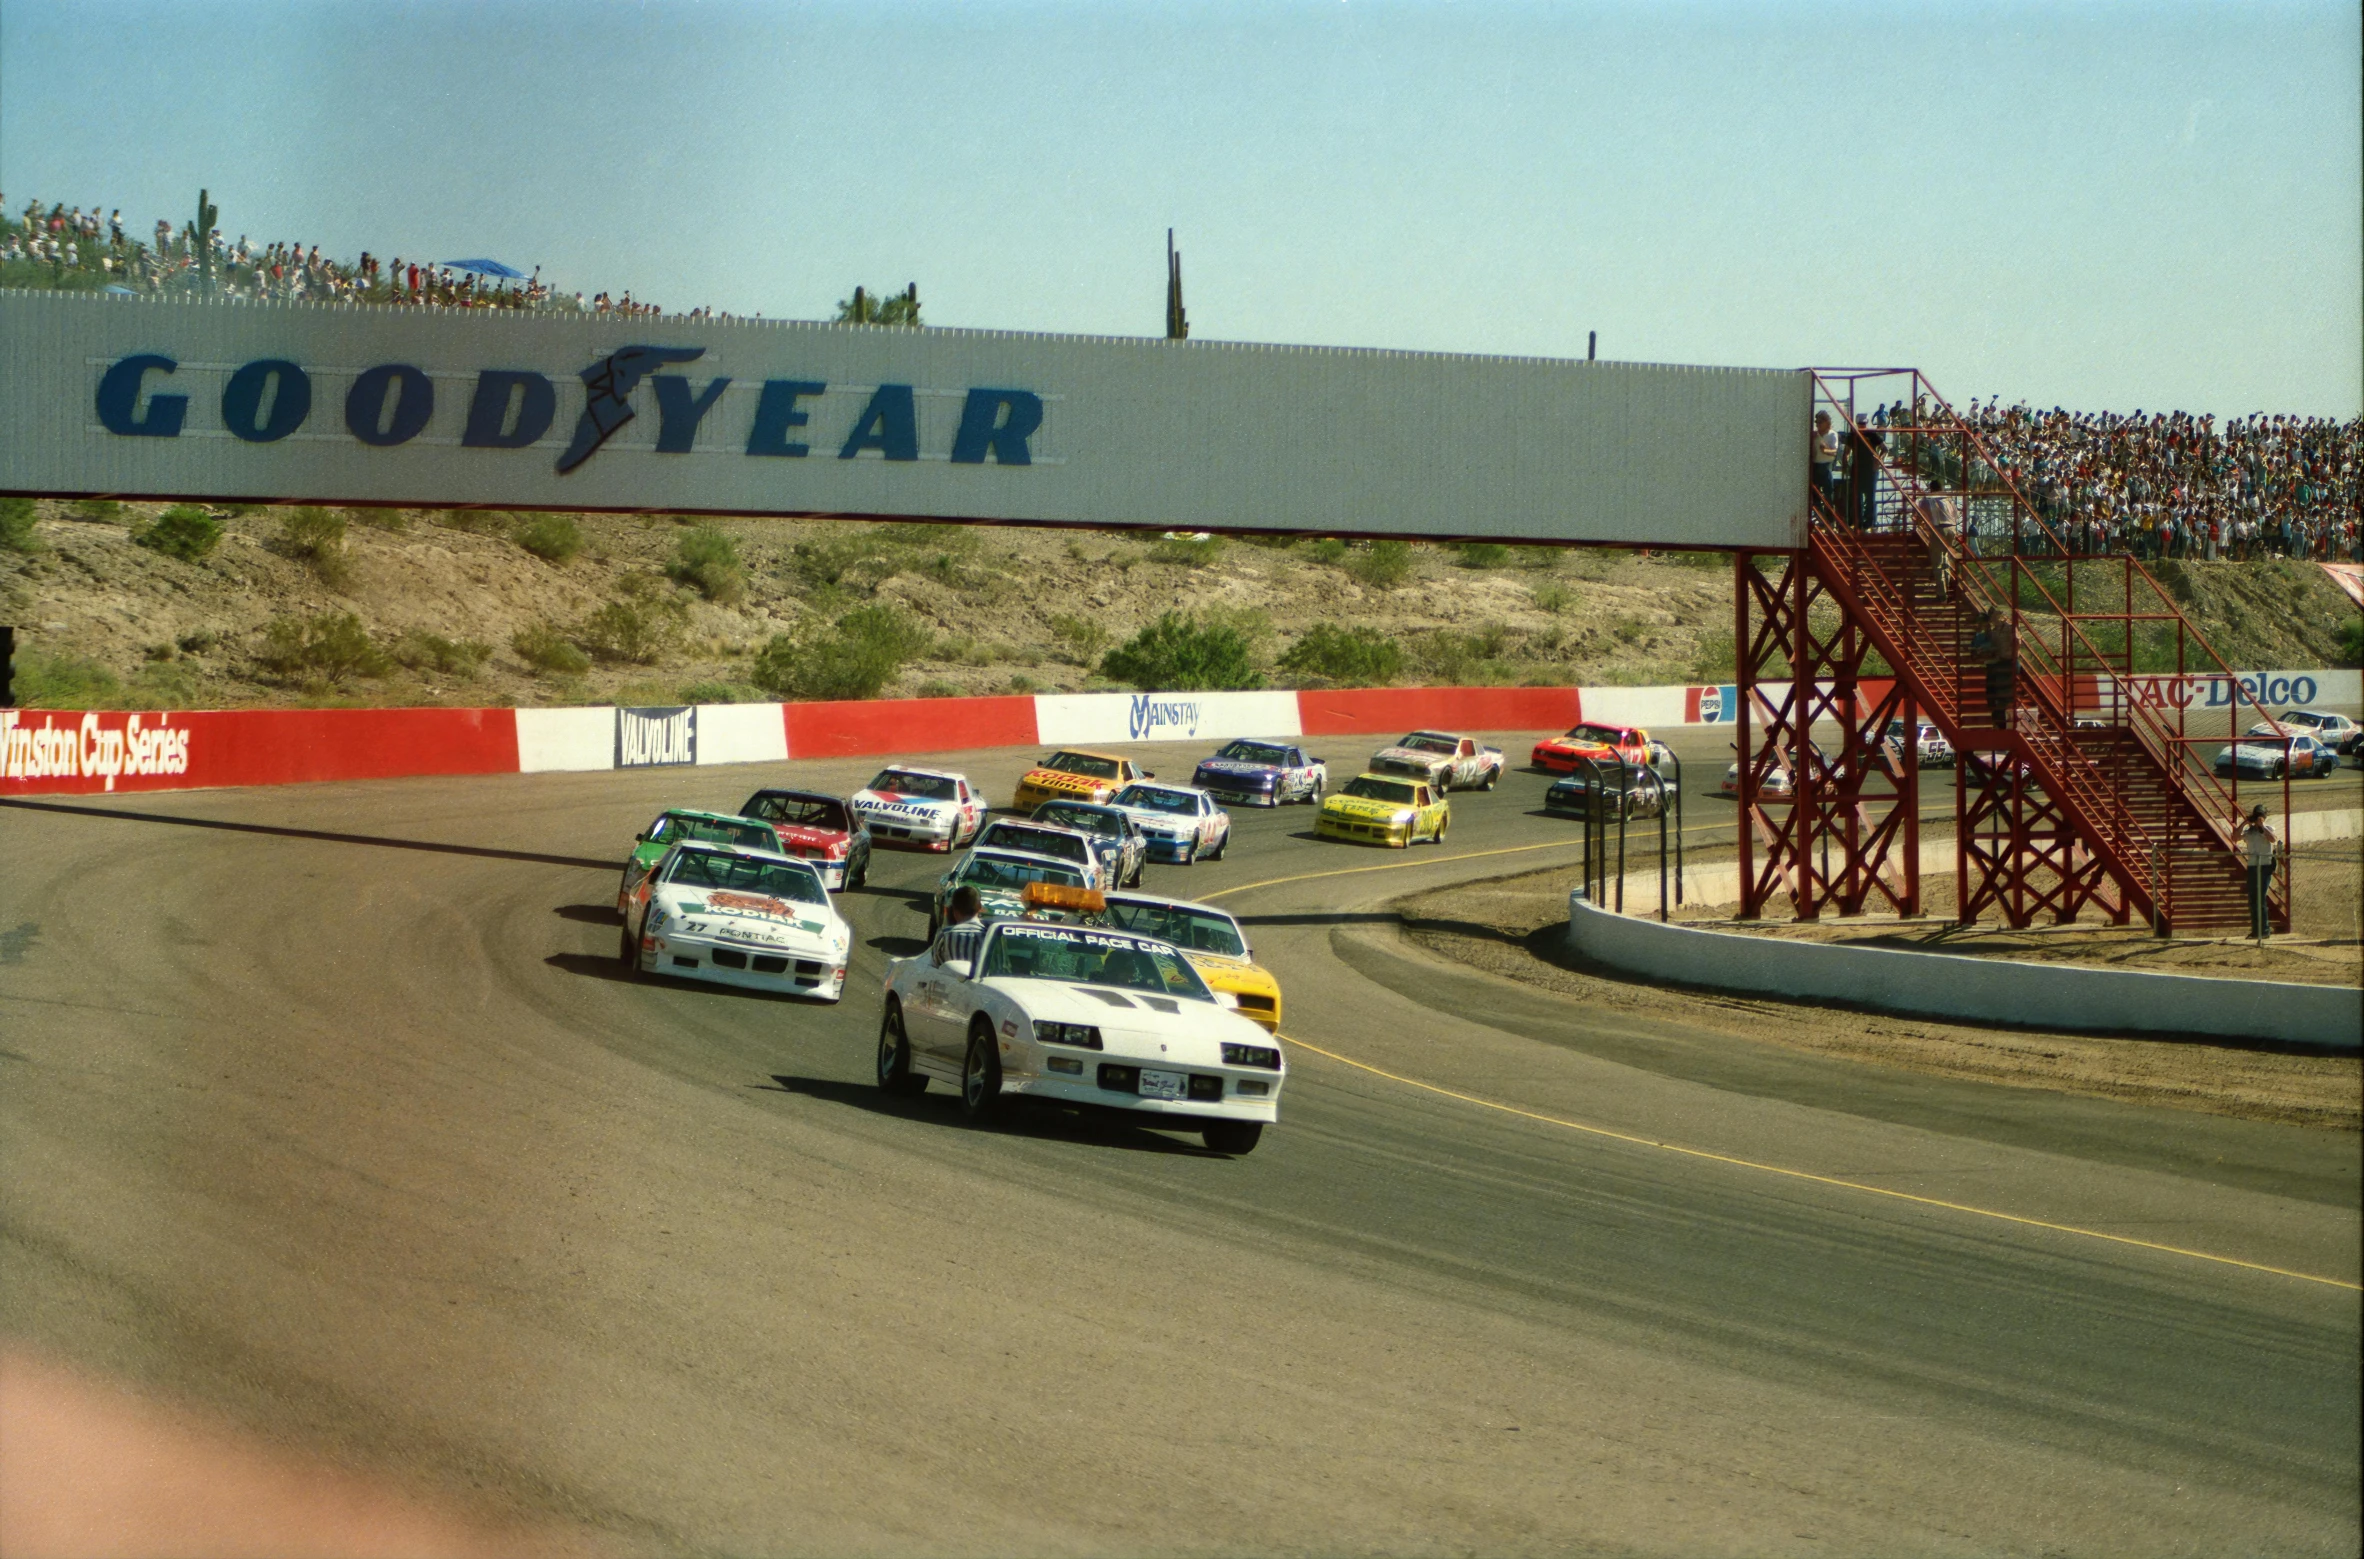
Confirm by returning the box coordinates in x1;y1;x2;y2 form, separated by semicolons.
877;916;1283;1154
851;765;988;852
621;841;853;1001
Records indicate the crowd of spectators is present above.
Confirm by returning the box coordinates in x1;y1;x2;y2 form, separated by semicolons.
1849;396;2361;563
0;193;748;320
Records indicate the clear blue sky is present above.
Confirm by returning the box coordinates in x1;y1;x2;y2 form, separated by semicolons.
4;0;2355;416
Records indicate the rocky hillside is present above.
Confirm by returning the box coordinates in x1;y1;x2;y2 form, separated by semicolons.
0;499;2352;711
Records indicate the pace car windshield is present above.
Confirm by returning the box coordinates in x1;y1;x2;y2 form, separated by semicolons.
869;770;957;799
663;848;827;902
1217;741;1292;765
955;853;1087;890
1344;776;1418;803
1114;785;1196;813
1043;751;1121;779
978;924;1214;1000
1103;901;1247;958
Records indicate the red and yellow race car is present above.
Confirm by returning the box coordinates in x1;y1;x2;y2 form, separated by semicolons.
1011;749;1153;811
1531;722;1654;774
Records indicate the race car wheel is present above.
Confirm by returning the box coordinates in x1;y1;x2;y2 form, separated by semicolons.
617;923;641;977
1482;767;1498;791
1308;779;1323;806
849;852;868;891
1180;839;1198;866
1208;829;1227;861
1201;1121;1262;1155
1433;815;1449;844
960;1022;1003;1125
1127;857;1145;887
877;1001;927;1097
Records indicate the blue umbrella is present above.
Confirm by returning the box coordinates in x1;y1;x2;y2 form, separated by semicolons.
439;258;526;279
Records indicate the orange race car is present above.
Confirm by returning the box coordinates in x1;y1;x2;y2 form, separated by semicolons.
1010;748;1154;811
1531;721;1654;774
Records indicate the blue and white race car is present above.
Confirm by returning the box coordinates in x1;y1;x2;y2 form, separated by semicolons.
1108;781;1232;864
851;765;988;852
1191;739;1327;807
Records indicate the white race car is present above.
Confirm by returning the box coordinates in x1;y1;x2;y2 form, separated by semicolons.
1369;730;1504;792
877;915;1283;1154
852;765;988;852
1107;781;1232;864
620;842;852;1001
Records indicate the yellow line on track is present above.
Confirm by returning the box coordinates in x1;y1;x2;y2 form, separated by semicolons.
1275;1032;2359;1291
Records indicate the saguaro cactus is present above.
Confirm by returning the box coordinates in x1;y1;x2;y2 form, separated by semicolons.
193;188;218;285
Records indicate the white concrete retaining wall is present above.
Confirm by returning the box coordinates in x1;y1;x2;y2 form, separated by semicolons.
1567;890;2361;1049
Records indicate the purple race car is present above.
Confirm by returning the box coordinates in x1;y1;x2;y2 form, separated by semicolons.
1190;739;1328;807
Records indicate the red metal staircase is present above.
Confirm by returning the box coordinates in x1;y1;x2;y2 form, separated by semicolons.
1735;370;2289;935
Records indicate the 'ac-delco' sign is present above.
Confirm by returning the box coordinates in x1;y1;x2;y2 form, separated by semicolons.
94;345;1045;472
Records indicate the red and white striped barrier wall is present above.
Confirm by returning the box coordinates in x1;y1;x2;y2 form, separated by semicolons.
6;671;2354;798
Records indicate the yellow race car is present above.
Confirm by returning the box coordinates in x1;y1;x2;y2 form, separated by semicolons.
1102;891;1284;1033
1011;748;1152;811
1316;772;1449;847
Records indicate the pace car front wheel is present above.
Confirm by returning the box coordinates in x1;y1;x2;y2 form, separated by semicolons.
961;1023;1004;1125
877;1002;927;1097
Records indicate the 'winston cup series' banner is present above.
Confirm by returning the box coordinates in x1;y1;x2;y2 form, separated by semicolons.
4;673;2350;799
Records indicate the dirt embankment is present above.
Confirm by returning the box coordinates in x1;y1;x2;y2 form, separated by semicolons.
1398;863;2362;1131
0;503;1732;710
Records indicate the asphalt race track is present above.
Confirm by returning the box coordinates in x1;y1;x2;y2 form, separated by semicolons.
3;729;2358;1555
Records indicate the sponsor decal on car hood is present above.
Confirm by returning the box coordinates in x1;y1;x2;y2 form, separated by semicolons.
665;889;834;942
1372;746;1448;768
1194;759;1280;779
772;823;850;854
1022;769;1108;793
1324;796;1414;822
856;790;957;816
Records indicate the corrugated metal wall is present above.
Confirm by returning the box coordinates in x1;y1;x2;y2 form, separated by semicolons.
0;291;1806;548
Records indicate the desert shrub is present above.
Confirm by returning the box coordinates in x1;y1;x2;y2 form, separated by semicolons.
1611;616;1647;645
1532;581;1574;613
516;512;584;563
576;597;682;664
1345;539;1413;588
751;603;932;701
67;498;123;523
176;628;220;654
353;506;409;531
677;681;767;704
511;622;592;675
1099;612;1263;692
133;505;222;562
670;525;745;603
2336;616;2363;668
1006;673;1038;694
1413;625;1514;685
12;650;121;707
1276;623;1403;687
280;506;354;590
915;680;962;699
143;642;175;662
258;612;392;683
0;497;37;553
1308;538;1348;565
1148;533;1223;567
1666;549;1733;571
1451;541;1511;569
1047;613;1111;666
1689;629;1736;682
391;630;491;678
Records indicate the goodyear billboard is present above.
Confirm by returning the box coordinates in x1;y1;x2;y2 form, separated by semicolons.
0;291;1807;548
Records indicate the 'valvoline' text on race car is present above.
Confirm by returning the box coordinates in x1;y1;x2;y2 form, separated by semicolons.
852;766;987;852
